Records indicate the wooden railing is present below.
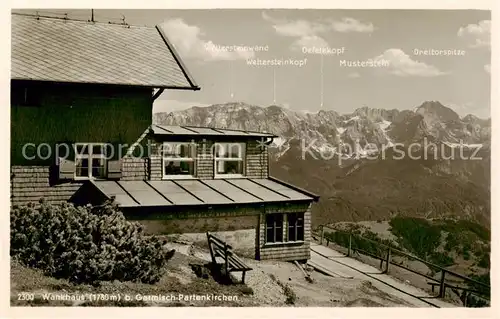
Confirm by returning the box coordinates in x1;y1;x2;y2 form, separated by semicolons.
315;225;490;307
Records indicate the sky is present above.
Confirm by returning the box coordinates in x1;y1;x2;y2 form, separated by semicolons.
15;9;492;118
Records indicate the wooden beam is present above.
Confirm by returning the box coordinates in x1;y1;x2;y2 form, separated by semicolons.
439;270;447;298
152;88;164;101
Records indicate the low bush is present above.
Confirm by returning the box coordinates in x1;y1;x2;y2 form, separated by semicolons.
429;252;454;267
477;253;490;268
468;272;490;300
324;229;392;258
283;284;297;305
389;216;441;259
10;200;174;285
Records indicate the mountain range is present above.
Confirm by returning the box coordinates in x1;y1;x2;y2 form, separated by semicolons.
154;101;491;227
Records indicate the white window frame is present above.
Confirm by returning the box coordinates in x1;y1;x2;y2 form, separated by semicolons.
74;143;107;180
213;142;245;178
162;142;196;179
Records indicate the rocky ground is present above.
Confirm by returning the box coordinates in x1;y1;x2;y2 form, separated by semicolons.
11;238;416;307
171;241;415;307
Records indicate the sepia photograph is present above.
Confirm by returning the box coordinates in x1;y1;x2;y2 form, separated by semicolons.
7;4;492;313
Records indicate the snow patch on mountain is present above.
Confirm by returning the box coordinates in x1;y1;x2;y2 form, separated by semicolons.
271;137;287;149
153;101;490;159
343;116;360;123
379;120;392;131
378;120;394;147
443;141;484;148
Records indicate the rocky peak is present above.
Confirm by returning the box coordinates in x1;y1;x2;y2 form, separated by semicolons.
353;106;400;122
415;101;460;123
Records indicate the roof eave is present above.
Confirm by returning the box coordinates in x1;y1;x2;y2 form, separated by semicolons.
118;198;314;210
149;133;277;139
268;176;321;202
149;124;278;139
155;25;200;91
11;77;200;91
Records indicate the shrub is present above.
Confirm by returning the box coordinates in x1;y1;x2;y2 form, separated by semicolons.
477;253;490;268
444;232;458;252
10;200;174;285
324;230;388;257
283;284;297;305
389;216;441;259
429;252;454;267
462;249;471;260
468;272;490;299
455;220;490;241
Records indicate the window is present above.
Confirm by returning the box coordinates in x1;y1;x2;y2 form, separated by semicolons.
162;142;196;178
74;143;107;179
214;143;245;177
265;214;283;243
287;213;305;242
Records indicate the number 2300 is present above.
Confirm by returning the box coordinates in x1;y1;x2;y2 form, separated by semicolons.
17;293;35;301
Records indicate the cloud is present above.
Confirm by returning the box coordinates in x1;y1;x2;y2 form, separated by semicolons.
374;49;446;77
457;20;491;48
484;64;491;73
262;12;328;37
262;12;374;51
160;18;255;61
331;17;374;33
293;35;330;49
348;72;361;78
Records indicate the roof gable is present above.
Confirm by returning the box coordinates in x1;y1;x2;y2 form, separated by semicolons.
11;13;199;89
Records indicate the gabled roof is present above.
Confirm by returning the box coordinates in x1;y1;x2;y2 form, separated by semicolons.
151;124;278;138
89;177;319;208
11;13;200;90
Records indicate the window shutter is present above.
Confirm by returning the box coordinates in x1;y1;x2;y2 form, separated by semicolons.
107;160;122;179
58;157;75;180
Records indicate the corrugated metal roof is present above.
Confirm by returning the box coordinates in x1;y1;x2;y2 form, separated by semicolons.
151;124;277;138
11;14;199;89
91;178;317;208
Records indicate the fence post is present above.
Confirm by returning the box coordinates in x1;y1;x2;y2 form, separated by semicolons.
384;247;391;274
439;270;446;298
347;233;352;257
224;243;229;276
207;232;215;265
320;225;324;245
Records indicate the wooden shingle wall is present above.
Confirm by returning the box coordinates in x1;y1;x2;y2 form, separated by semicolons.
245;139;268;179
196;139;214;179
10;166;82;205
258;203;312;261
148;138;268;179
121;157;148;181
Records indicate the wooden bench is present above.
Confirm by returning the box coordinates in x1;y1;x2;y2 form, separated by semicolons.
206;232;252;284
